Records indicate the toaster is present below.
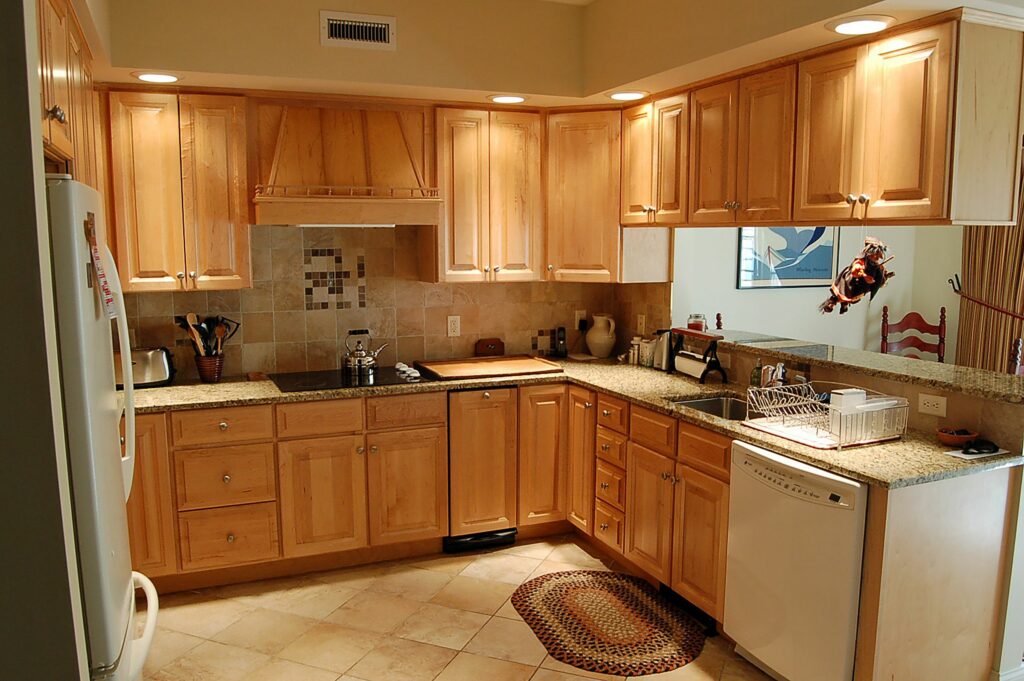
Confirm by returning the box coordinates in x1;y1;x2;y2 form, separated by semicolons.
114;347;175;388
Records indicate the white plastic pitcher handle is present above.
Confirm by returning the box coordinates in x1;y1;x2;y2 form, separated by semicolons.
128;571;159;681
102;245;135;500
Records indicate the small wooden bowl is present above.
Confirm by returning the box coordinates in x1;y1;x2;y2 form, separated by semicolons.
937;428;978;447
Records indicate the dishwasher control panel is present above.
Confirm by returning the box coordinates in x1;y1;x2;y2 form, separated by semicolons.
737;452;855;509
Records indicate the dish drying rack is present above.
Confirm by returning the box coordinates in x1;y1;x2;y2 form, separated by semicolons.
744;382;909;450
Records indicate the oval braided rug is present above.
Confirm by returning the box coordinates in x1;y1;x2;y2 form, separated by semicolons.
511;570;706;676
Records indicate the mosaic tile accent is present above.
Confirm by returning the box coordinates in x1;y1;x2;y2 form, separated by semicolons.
532;328;556;355
303;247;368;310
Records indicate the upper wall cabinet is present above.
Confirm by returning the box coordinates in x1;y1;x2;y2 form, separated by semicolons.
621;95;689;226
547;111;621;282
38;0;74;158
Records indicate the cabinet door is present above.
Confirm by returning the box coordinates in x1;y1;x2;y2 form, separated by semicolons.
860;23;954;221
68;25;94;186
653;94;689;225
438;108;489;282
367;426;447;544
39;0;74;157
621;103;654;225
490;111;543;281
546;111;621;282
566;386;596;533
125;414;178;577
794;45;867;222
180;95;252;290
109;92;187;292
449;389;517;536
670;464;729;620
625;442;675;583
278;435;369;557
689;80;738;225
519;385;568;526
736;66;796;222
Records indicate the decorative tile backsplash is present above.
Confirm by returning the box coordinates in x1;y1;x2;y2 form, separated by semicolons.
302;247;363;310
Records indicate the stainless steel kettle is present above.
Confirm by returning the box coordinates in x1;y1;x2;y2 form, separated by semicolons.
653;329;674;371
343;329;389;374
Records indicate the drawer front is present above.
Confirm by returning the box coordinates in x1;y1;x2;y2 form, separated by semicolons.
366;392;447;431
593;500;625;554
678;422;732;480
595;460;626;511
277;399;363;439
174;443;276;511
178;502;280;571
630;406;678;456
171;405;274;447
597;394;630;434
596;427;628;467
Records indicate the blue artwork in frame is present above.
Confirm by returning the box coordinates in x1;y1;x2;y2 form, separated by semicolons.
736;226;839;289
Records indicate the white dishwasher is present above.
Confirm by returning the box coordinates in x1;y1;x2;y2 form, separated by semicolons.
724;441;867;681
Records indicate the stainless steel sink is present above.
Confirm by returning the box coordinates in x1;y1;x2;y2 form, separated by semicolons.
672;396;749;421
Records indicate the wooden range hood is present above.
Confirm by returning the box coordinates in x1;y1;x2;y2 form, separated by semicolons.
251;100;441;225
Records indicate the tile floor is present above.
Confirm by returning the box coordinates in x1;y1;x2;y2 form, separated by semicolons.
140;535;771;681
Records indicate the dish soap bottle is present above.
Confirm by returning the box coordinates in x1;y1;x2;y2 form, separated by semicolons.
750;358;763;388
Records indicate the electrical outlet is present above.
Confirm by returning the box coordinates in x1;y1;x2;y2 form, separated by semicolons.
637;314;646;335
446;315;461;338
918;393;947;417
574;310;587;328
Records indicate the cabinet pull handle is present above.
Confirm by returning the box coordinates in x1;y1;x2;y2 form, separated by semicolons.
599;523;610;531
218;421;229;431
671;475;680;485
600;443;611;452
857;193;871;205
845;194;858;206
356;446;365;455
733;201;742;210
584;402;593;409
484;266;490;273
120;436;126;446
46;105;66;123
226;533;236;544
370;445;379;454
601;409;612;417
222;474;231;484
493;266;501;272
547;264;554;271
600;482;610;490
189;271;197;281
176;272;186;281
483;392;491;400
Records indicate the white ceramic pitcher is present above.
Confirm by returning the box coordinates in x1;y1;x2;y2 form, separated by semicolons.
586;313;616;358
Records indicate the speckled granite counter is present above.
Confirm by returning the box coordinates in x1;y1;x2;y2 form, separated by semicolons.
133;362;1022;489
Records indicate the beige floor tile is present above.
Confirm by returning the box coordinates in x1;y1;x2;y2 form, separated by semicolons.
406;553;477;575
546;543;610;570
430;575;518;614
247;658;342;681
460;553;543;585
150;640;270;681
345;637;457;681
540;656;624;680
719;657;772;680
500;540;562;560
464;617;548;666
157;592;255;638
395;603;490;650
366;565;453;601
628;663;718;680
211;608;318;655
494;597;523;621
142;628;204;674
324;590;424;634
528;560;595;580
532;668;621;681
435;651;536;681
314;563;394;590
220;577;359;619
277;622;382;674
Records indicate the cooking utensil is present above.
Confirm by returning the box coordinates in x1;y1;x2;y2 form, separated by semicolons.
184;313;206;356
343;329;389;374
215;323;226;354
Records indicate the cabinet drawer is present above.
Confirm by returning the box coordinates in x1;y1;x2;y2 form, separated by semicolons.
277;399;363;439
366;392;447;431
678;422;732;480
596;426;627;467
595;460;626;511
630;407;678;456
178;502;280;571
174;443;276;511
597;394;629;434
593;500;625;554
171;406;274;447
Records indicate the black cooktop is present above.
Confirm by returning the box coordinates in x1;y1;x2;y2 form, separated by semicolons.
269;367;433;392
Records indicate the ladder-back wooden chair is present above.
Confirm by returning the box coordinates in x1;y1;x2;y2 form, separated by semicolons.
881;306;946;362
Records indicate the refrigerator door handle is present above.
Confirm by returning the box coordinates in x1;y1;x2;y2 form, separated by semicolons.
129;571;159;681
102;245;136;500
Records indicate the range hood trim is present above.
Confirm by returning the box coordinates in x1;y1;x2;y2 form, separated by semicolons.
253;196;442;226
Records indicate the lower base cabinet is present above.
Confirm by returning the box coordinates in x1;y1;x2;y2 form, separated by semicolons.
593;499;625;553
519;385;569;526
178;501;280;571
567;387;597;533
125;413;178;577
624;442;676;583
671;463;730;620
368;426;449;545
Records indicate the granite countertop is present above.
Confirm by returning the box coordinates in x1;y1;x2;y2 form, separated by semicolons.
133;362;1023;489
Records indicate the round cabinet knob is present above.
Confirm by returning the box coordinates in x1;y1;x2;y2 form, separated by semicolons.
189;271;197;280
660;471;670;481
226;533;236;544
547;264;554;271
119;436;126;445
599;523;610;531
845;194;858;206
584;402;593;409
600;482;610;490
370;445;379;454
218;421;229;431
356;446;365;455
493;266;501;272
176;272;186;280
733;201;742;210
484;266;491;273
46;105;66;123
601;409;611;417
483;392;491;400
222;474;231;484
600;444;611;452
858;193;871;205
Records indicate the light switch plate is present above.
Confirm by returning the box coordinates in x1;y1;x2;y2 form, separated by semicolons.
447;315;461;338
637;314;646;335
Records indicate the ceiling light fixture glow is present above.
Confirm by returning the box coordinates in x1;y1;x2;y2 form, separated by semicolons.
609;91;647;102
133;72;179;84
826;14;894;35
489;95;526;104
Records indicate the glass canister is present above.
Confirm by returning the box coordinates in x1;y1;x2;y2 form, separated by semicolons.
687;313;707;332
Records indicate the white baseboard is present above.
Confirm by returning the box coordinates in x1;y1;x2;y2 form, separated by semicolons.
991;665;1024;681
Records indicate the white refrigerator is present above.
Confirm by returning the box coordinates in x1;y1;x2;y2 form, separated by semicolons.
47;176;158;680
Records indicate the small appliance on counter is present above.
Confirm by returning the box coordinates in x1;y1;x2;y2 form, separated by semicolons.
670;327;728;383
114;347;175;388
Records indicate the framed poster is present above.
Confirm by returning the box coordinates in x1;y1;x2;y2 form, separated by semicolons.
737;226;839;289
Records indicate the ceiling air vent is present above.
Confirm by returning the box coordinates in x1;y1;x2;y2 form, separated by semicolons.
320;11;396;51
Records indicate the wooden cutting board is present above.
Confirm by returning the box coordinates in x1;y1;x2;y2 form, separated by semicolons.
414;355;563;380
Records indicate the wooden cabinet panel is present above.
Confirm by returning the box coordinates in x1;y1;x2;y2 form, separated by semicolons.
438;108;489;282
794;46;867;222
689;80;738;225
625;442;675;583
596;426;627;468
653;94;689;225
595;460;626;511
366;392;446;431
178;502;280;571
39;0;74;157
490;111;543;281
593;500;625;554
861;24;954;221
67;24;95;185
736;66;796;222
276;399;364;439
629;406;677;457
125;414;178;577
449;389;518;536
671;464;729;620
170;405;274;448
174;443;276;511
109;92;187;291
597;393;629;435
678;422;731;481
367;426;448;544
567;386;597;533
278;435;369;557
180;95;251;290
546;111;621;282
519;385;568;526
621;103;655;225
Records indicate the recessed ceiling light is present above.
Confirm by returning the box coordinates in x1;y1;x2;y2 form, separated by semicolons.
133;72;179;84
826;14;894;35
609;91;647;102
489;95;526;104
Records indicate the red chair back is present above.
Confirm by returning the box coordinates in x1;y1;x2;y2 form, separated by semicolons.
1011;339;1024;376
881;306;946;362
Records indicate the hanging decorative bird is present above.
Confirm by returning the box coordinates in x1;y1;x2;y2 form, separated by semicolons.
819;237;895;314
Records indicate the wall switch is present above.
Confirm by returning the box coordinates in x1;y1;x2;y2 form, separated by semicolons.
918;393;947;417
447;315;461;338
574;310;587;328
637;314;646;335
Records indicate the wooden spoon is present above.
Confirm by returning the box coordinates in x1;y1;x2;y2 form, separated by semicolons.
215;323;227;355
185;312;206;357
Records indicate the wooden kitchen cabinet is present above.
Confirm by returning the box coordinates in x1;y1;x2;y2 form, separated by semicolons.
519;385;568;526
620;103;655;224
38;0;74;158
437;108;489;282
624;442;675;583
490;111;543;281
449;389;518;536
566;386;597;533
67;24;95;186
671;463;729;620
367;426;448;545
278;435;369;557
546;111;621;281
621;95;690;226
736;65;796;222
125;413;178;577
689;80;737;225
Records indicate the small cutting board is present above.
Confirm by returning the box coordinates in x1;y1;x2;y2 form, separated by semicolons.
415;355;563;380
